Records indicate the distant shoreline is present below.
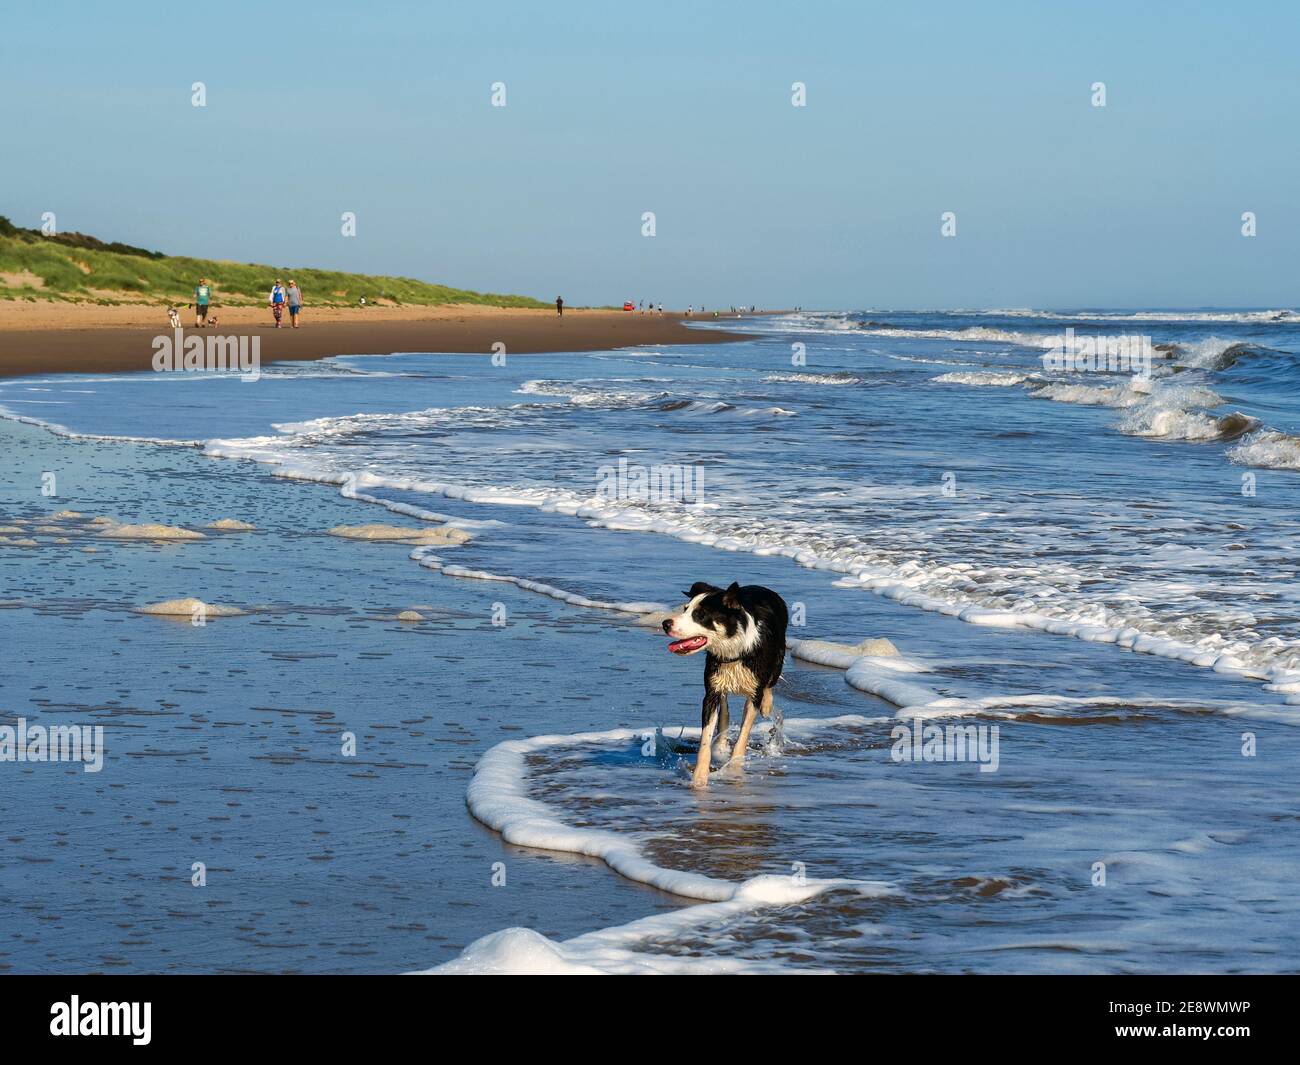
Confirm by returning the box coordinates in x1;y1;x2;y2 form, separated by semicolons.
0;303;761;378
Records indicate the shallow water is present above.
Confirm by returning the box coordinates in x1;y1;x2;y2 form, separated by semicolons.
1;309;1297;973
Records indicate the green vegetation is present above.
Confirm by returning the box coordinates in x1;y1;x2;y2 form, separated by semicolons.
0;216;548;308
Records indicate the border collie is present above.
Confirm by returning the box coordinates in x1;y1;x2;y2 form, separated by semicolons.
662;582;788;788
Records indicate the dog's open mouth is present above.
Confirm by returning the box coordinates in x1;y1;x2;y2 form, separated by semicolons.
667;635;709;655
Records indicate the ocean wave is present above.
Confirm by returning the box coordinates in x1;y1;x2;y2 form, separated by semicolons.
1171;338;1264;372
859;325;1061;348
1119;408;1260;442
763;372;864;385
932;371;1035;387
769;312;861;333
1028;381;1149;407
967;309;1297;324
1023;375;1253;442
1214;346;1300;385
652;398;797;417
202;437;1300;690
517;378;671;407
1228;429;1300;471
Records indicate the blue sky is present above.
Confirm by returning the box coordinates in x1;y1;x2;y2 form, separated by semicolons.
3;0;1297;308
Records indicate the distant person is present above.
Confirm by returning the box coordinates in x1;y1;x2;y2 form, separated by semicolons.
193;277;212;327
269;279;287;328
286;280;303;329
686;305;692;317
556;296;564;317
657;302;663;314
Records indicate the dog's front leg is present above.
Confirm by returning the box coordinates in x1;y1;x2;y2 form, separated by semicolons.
713;696;730;760
728;690;763;769
693;693;722;789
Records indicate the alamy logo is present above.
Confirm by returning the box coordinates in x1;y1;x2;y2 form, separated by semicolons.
891;716;999;773
596;457;705;503
50;996;150;1044
152;328;261;381
1041;327;1152;379
0;718;104;773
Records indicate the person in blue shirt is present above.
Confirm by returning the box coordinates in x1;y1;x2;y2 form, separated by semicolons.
193;278;212;327
268;279;287;328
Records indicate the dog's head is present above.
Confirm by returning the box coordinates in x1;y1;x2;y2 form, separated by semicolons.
662;582;757;659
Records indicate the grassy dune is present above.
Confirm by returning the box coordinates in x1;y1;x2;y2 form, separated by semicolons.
0;216;548;308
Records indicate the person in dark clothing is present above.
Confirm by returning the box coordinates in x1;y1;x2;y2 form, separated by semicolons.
556;296;564;317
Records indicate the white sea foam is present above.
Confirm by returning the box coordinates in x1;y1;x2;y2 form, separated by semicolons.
417;714;893;974
424;622;1297;973
790;637;1299;724
200;433;1300;698
424;909;812;974
0;404;201;447
411;552;668;615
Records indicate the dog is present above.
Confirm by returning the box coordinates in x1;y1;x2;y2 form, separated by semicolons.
662;582;788;788
167;307;181;329
206;314;218;328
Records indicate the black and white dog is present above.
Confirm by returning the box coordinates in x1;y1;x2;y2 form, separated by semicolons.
662;582;788;789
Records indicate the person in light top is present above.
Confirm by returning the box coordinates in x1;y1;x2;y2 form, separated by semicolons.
286;280;303;329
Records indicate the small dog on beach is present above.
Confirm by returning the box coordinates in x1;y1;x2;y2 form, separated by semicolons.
206;314;218;328
662;582;789;788
167;307;181;329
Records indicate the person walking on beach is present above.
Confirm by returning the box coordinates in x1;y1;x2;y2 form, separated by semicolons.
268;279;287;328
286;280;303;329
556;296;563;317
193;277;212;327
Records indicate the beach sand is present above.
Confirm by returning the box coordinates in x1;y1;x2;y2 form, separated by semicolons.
0;300;756;377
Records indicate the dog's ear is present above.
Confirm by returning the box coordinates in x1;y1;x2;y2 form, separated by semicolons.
722;582;742;609
683;582;722;599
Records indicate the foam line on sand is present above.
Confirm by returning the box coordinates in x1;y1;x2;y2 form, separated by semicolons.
419;715;892;975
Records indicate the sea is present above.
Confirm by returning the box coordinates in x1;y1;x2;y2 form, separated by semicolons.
1;307;1297;973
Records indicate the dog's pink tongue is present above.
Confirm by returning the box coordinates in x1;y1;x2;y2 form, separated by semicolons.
668;636;708;654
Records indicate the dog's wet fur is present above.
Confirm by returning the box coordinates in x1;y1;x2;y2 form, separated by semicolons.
662;582;788;787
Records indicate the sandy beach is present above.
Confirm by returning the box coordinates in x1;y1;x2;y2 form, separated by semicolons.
0;301;757;377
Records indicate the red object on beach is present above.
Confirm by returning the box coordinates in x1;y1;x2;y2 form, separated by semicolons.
623;301;634;312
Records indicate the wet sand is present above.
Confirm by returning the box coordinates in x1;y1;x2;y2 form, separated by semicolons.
0;302;756;378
